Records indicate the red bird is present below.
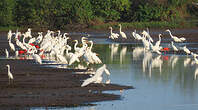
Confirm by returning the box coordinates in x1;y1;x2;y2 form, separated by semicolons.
161;47;170;51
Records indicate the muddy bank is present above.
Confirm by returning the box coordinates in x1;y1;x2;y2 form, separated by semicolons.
0;59;132;108
0;34;133;108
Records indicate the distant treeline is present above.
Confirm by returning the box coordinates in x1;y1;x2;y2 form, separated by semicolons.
0;0;198;29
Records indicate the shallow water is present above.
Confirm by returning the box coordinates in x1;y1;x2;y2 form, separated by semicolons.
27;36;198;110
2;31;198;110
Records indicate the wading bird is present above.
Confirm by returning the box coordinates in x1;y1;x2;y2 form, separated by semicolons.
119;24;127;39
81;64;110;87
166;29;186;42
6;64;14;84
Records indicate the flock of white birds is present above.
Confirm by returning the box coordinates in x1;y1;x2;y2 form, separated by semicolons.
4;25;198;86
109;24;198;79
109;24;198;57
5;28;110;86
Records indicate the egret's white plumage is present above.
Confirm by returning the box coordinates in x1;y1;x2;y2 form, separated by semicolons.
182;46;191;55
8;40;15;51
171;41;178;51
142;30;153;42
119;24;127;39
6;64;14;80
5;49;9;58
132;30;142;41
32;54;42;64
81;64;110;87
166;29;185;42
109;27;119;39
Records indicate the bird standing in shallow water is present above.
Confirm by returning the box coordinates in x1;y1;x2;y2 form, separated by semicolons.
6;64;14;84
119;24;127;39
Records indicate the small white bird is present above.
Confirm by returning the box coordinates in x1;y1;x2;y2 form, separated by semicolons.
8;40;15;51
81;64;110;87
171;41;178;51
119;24;127;39
6;64;14;84
132;30;142;41
109;27;119;39
166;29;186;42
142;30;153;42
32;54;42;64
5;49;9;58
182;46;191;55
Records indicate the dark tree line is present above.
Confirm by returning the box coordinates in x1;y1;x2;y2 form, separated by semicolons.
0;0;197;29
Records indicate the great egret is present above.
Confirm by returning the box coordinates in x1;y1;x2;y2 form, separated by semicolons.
132;30;142;41
155;34;162;47
182;46;191;55
6;64;14;84
8;38;15;52
5;49;9;58
119;24;127;39
109;27;119;39
141;36;150;50
32;54;42;64
7;30;12;40
171;41;178;51
81;64;110;87
36;32;43;44
28;37;36;44
166;29;186;42
69;53;80;65
142;30;153;42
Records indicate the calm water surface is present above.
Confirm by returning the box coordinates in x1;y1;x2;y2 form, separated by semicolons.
30;36;198;110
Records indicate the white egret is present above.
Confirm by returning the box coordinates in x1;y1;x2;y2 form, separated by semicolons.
141;36;150;50
171;41;178;51
109;27;119;39
81;64;110;87
5;49;9;58
7;30;12;40
132;30;142;41
142;30;153;42
119;24;127;39
6;64;14;84
69;53;80;65
166;29;186;42
36;32;43;44
8;39;15;52
155;34;162;47
32;54;42;64
28;37;36;44
182;46;191;55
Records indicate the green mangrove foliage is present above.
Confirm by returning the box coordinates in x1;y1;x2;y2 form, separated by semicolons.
0;0;197;28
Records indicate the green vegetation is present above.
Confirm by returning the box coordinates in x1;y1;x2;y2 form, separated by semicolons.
0;0;198;30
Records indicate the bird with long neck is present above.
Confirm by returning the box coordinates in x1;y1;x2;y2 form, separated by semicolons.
171;41;178;52
166;29;186;42
119;24;127;39
109;27;119;39
6;64;14;84
81;64;110;87
155;34;162;47
8;36;15;52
